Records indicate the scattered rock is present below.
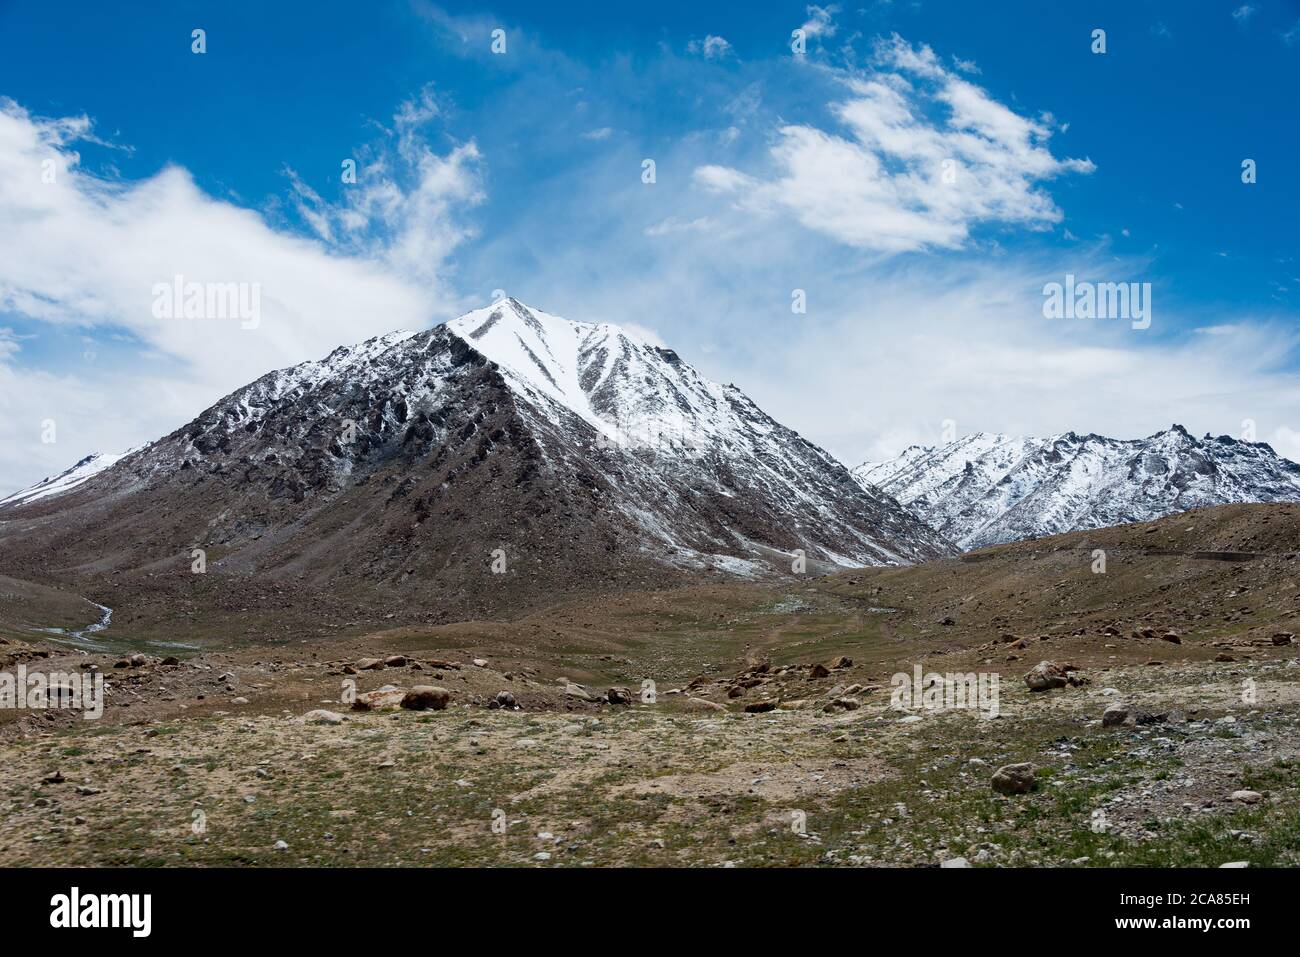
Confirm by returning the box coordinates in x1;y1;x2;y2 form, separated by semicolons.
940;856;971;868
400;686;451;711
1230;790;1263;805
494;690;517;709
560;680;599;703
1102;704;1129;727
304;710;345;725
991;763;1037;795
1024;661;1085;691
352;687;407;711
822;696;861;713
681;697;726;713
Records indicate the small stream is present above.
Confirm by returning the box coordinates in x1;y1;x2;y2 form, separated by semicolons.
40;602;198;655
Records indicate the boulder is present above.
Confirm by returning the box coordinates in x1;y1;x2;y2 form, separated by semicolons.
401;686;451;711
823;696;861;713
991;763;1037;795
1102;704;1129;727
680;696;726;713
304;709;345;725
1024;660;1087;691
352;687;407;711
809;663;830;679
560;681;599;703
356;658;385;671
606;687;633;706
744;699;779;713
1024;661;1068;691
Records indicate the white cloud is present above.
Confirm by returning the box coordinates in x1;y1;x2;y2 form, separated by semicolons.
1233;5;1257;24
0;97;481;494
288;88;484;291
693;36;1094;254
688;35;734;60
581;126;614;140
0;327;21;362
643;216;715;237
693;164;758;194
1270;426;1300;463
720;263;1300;469
799;5;840;41
623;322;668;348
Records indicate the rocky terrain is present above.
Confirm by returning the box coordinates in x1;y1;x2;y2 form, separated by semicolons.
2;503;1298;867
854;426;1300;550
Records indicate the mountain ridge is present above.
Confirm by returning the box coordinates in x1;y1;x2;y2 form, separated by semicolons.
853;425;1300;550
0;299;952;631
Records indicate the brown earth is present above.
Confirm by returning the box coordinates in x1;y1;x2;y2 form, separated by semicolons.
1;502;1298;866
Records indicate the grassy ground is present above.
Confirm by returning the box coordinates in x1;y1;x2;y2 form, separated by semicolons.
3;504;1299;867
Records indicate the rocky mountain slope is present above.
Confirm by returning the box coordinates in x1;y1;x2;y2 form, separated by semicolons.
0;299;950;630
853;426;1300;550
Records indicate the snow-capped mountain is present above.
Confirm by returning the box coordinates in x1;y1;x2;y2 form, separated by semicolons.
0;451;133;507
0;299;951;620
853;426;1300;550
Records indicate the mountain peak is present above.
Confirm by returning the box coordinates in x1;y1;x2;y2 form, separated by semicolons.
2;300;953;589
855;426;1300;549
0;449;135;507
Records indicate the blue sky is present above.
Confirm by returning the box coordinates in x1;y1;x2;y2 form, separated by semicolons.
1;0;1298;494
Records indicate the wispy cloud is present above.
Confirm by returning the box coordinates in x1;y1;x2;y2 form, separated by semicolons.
693;36;1093;253
798;5;840;41
688;35;734;60
0;96;476;492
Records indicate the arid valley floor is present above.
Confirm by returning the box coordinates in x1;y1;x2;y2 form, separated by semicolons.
2;503;1299;867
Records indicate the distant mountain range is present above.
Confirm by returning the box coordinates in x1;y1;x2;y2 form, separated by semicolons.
0;299;950;622
853;426;1300;550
